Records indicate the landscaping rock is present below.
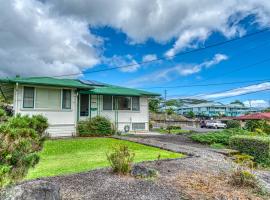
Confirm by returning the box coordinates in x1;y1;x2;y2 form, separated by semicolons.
131;165;158;178
0;180;61;200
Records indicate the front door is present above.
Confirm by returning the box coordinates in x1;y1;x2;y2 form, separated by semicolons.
80;94;89;118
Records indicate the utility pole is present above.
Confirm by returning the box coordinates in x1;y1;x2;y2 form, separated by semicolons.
164;89;167;125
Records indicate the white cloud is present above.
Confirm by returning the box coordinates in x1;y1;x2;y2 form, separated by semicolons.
196;82;270;99
103;54;139;72
244;100;269;108
1;0;270;76
128;53;227;86
142;54;157;62
0;0;101;77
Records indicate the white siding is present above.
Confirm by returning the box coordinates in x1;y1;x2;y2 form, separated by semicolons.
79;95;150;132
100;96;149;132
14;85;77;137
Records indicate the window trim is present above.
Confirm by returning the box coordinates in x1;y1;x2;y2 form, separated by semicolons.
62;89;72;110
22;86;73;111
102;95;140;112
23;86;35;109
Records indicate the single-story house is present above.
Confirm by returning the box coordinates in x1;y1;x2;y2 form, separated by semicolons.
0;77;159;137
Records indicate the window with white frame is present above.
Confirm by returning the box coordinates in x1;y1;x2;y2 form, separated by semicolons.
102;95;140;111
114;96;131;110
62;89;71;109
23;86;71;110
23;87;34;108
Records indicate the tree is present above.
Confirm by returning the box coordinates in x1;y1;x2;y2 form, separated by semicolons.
186;111;195;119
166;108;174;115
230;100;244;106
149;97;162;113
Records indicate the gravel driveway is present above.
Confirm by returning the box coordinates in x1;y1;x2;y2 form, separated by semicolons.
28;134;269;199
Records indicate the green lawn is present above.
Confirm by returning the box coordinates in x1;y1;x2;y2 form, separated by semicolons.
27;138;183;179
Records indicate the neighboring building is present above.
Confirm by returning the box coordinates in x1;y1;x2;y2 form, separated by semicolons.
0;77;159;137
178;102;250;117
234;112;270;121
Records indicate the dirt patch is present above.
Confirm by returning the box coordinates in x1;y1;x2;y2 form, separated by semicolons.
166;171;268;200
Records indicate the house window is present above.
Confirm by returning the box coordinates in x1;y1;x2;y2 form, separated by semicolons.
103;95;113;110
132;97;140;111
132;123;145;130
62;89;71;109
35;88;61;109
23;87;34;108
114;96;131;110
80;94;89;116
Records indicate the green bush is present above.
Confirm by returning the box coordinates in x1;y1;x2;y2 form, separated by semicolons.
0;108;9;123
229;135;270;166
244;120;270;134
7;114;48;136
77;116;114;136
0;127;43;187
226;120;241;129
190;128;252;145
106;144;134;174
0;114;48;187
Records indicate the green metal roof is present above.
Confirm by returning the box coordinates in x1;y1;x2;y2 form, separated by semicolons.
0;77;91;89
80;85;160;96
0;77;160;96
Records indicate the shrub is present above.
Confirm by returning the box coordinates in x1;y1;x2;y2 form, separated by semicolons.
230;168;258;188
78;116;114;136
244;120;270;134
0;115;48;188
0;126;43;187
229;135;270;166
0;108;7;123
226;120;241;129
106;144;135;174
7;114;48;136
190;128;252;145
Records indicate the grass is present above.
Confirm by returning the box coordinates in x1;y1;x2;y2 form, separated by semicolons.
154;128;192;135
210;143;226;149
27;138;183;179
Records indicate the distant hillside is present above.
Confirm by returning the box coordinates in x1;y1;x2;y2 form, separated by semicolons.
166;98;210;107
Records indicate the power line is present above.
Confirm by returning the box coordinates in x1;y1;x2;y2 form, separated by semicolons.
138;78;270;89
52;28;270;78
166;83;270;100
213;88;270;101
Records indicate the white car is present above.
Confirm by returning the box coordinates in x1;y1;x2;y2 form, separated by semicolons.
205;120;226;129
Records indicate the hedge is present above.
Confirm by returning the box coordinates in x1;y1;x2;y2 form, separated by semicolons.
190;128;252;145
229;135;270;165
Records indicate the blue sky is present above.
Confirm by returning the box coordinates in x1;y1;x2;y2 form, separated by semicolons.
1;0;270;107
85;25;270;107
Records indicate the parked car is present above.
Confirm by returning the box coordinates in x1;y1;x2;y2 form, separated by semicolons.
205;120;226;129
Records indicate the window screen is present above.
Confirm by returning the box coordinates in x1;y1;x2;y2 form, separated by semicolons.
35;88;61;109
23;87;34;108
62;89;71;109
132;123;145;130
114;96;131;110
132;97;140;111
103;95;112;110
